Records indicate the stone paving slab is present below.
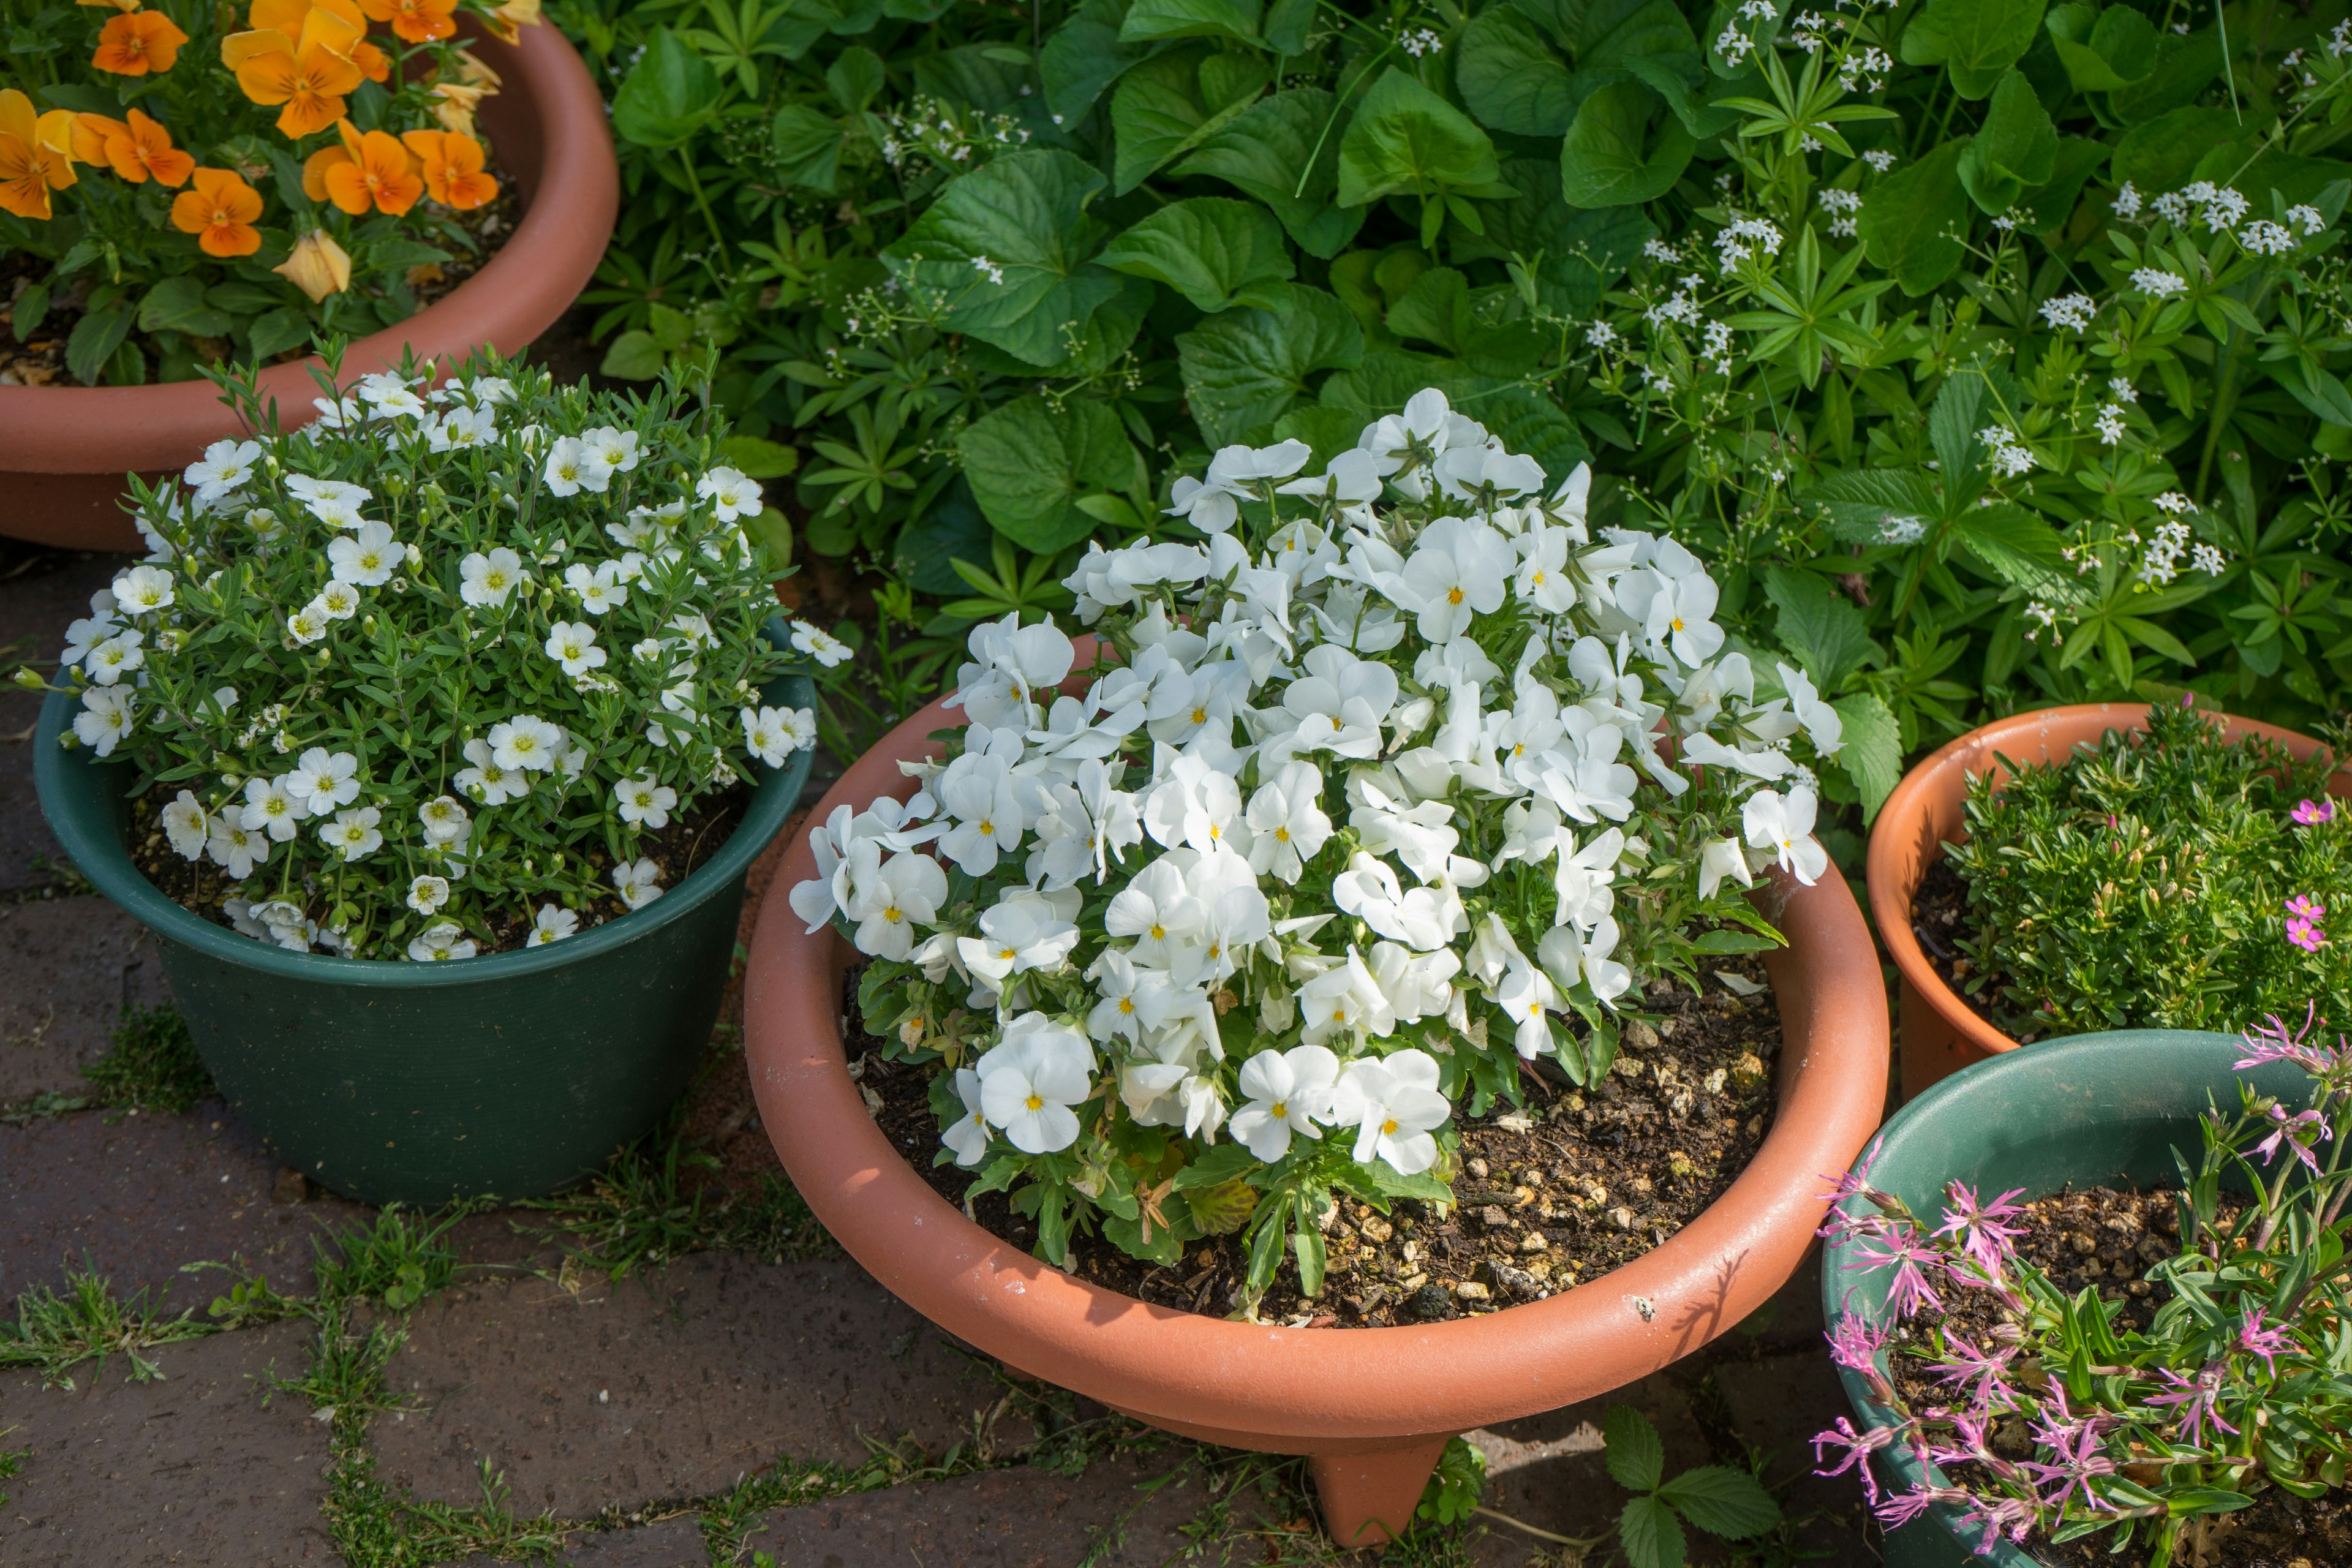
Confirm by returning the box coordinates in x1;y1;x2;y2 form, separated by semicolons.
1714;1349;1882;1558
0;551;121;895
0;1317;334;1564
374;1252;1038;1516
0;895;172;1101
0;1098;367;1306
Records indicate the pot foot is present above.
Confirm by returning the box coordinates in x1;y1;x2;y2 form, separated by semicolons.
1310;1435;1453;1548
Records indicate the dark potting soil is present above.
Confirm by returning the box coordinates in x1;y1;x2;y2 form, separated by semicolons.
126;775;747;957
1910;856;2030;1039
1887;1185;2345;1568
857;959;1783;1327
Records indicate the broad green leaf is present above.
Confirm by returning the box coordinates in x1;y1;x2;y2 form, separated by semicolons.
1623;51;1743;137
1559;81;1694;208
770;104;846;192
1177;282;1363;444
1120;0;1261;44
2046;2;2154;89
1264;0;1313;51
892;481;997;596
138;276;232;338
881;149;1121;367
1455;378;1591;479
2106;26;2220;123
1603;1404;1666;1491
1098;196;1295;311
206;281;281;315
598;329;664;380
66;300;133;386
1270;404;1368;472
1655;1464;1782;1539
2193;146;2352;208
957;395;1141;553
2112;105;2239;195
960;274;1152;378
2269;356;2352;428
1319;347;1461;418
826;46;886;113
1042;11;1146;120
1954;503;2084;604
1336;67;1505;208
1830;693;1901;820
716;435;800;479
1385;266;1471;352
1457;7;1583;137
37;83;119;116
1957;70;2056;213
611;30;720;148
1580;0;1697;64
246;306;309;362
1177;88;1367;257
914;43;1032;113
1452;156;1653;313
1898;0;2048;97
1765;565;1874;689
1804;467;1941;543
1856;138;1970;295
2019;136;2110;230
1110;48;1265;193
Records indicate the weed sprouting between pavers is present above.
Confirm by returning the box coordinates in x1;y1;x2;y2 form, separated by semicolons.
1;1001;217;1125
0;1266;211;1388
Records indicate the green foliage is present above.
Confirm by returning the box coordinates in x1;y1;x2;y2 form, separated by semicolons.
1947;701;2351;1035
82;1004;214;1115
1602;1404;1782;1568
1414;1434;1488;1525
0;1268;211;1389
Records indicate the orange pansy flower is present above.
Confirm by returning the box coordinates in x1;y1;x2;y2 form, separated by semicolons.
399;128;496;210
171;167;264;255
357;0;456;43
313;121;420;215
352;37;390;81
93;9;189;74
0;89;78;221
222;0;366;138
75;107;195;186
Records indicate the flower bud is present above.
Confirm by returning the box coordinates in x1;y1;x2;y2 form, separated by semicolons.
11;666;45;691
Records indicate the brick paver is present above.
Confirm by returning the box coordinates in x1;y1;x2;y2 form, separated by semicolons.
0;896;171;1101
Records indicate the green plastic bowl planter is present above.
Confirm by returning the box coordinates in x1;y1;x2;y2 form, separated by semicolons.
1820;1029;2309;1567
34;627;815;1207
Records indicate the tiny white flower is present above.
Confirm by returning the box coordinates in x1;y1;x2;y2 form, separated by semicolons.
454;737;529;805
564;560;629;614
83;629;145;685
459;548;527;609
314;582;360;621
407;875;451;915
241;773;310;840
543;620;606;678
614;774;677;829
418;794;472;846
2131;267;2187;298
489;714;563;772
543;436;593;496
206;813;268;878
612;856;664;910
328;521;398;588
528;904;580;945
408;920;478;962
320;805;384;862
741;705;815;767
580;425;641;477
284;474;374;530
184;439;262;503
287;748;361;815
790;619;853;668
160;790;209;859
696;466;764;522
286;604;329;645
113;564;175;616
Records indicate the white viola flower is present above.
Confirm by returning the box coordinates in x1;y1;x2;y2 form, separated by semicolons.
1432;440;1546;502
319;805;384;862
1084;948;1176;1044
1741;784;1830;885
974;1014;1094;1154
1274;643;1398;760
1164;440;1310;534
489;715;562;772
543;620;606;678
845;851;948;961
206;813;268;878
941;1067;992;1167
613;774;677;829
528;904;580;945
160;790;209;860
1274;448;1384;506
285;748;361;815
408;921;478;962
1537;917;1634;1007
113;564;175;616
82;629;145;685
417;794;471;846
406;874;451;916
543;436;594;496
1298;947;1397;1046
1330;852;1466;951
459;548;527;609
184;439;261;503
612;856;665;910
426;404;499;451
314;582;360;621
580;425;641;477
1491;959;1565;1059
1643;568;1724;667
1698;836;1755;899
1398;515;1514;641
1774;662;1844;755
951;612;1077;728
933;753;1023;876
1327;1049;1448;1174
564;560;629;614
1513;525;1579;615
1229;1044;1341;1161
241;772;310;840
1244;760;1333;884
958;891;1080;990
327;521;399;588
1141;753;1246;858
1104;856;1208;970
741;704;816;768
790;619;853;668
454;736;529;805
696;466;764;522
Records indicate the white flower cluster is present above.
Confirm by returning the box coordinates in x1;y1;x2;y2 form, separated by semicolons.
791;390;1839;1267
47;358;812;962
1977;425;2038;480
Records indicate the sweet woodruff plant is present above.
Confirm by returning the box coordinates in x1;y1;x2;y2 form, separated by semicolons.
21;353;818;961
790;388;1844;1303
0;0;533;385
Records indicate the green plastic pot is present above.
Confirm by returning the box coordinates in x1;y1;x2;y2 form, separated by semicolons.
1820;1029;2309;1567
34;635;815;1207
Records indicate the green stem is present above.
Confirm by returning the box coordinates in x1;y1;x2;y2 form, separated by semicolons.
676;147;731;269
2193;329;2245;502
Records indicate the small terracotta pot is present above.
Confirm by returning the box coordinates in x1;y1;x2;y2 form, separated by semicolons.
744;694;1891;1548
0;19;618;552
1866;702;2352;1101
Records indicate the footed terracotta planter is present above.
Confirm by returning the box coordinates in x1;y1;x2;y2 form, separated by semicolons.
0;18;618;552
1866;703;2352;1101
744;693;1891;1548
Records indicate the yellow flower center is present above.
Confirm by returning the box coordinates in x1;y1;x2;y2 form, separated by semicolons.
1150;922;1166;940
1274;826;1289;842
883;907;902;924
998;946;1017;960
1381;1117;1399;1135
978;818;994;834
1118;998;1134;1014
1671;616;1686;631
1270;1101;1288;1118
1191;707;1207;724
1025;1094;1044;1112
1447;587;1464;605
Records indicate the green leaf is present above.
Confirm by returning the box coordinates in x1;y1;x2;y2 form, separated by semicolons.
1830;693;1901;820
1452;157;1653;314
1765;565;1874;690
1041;11;1147;121
2019;135;2110;230
717;435;800;479
1856;138;1970;295
137;276;232;338
1559;82;1695;208
1176;282;1363;444
2047;2;2155;90
39;83;121;116
11;279;50;342
1656;1465;1782;1539
66;300;134;387
892;485;997;597
2269;356;2352;429
1110;48;1256;194
599;328;663;380
1956;69;2056;213
1385;266;1471;352
1458;380;1591;479
770;104;846;192
1097;197;1295;311
1954;503;2083;604
246;306;311;362
957;395;1140;553
1580;0;1699;62
1804;467;1941;542
1336;68;1504;208
1603;1404;1666;1492
881;149;1121;367
1618;1495;1686;1568
2111;105;2241;194
1457;7;1583;137
611;30;720;148
2107;26;2221;124
1899;0;2049;97
1623;51;1744;137
1120;0;1261;44
1175;88;1368;257
914;42;1032;111
826;45;886;113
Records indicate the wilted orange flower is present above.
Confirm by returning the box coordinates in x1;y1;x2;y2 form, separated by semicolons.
357;0;454;43
92;9;188;74
0;89;77;221
171;167;263;255
74;0;144;10
222;0;366;138
72;107;195;186
481;0;540;43
306;119;420;214
427;80;486;137
400;127;496;209
274;227;351;301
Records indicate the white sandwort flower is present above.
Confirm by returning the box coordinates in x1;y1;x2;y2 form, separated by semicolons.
697;466;764;522
408;921;478;962
612;857;663;910
287;748;361;815
543;437;594;496
160;790;209;859
328;521;398;587
790;620;853;667
241;773;309;840
741;705;816;767
319;805;383;862
407;875;451;915
543;620;606;678
489;715;562;772
418;795;471;846
459;548;526;608
528;904;580;945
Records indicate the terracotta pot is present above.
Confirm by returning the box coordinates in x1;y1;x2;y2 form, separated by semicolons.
0;18;618;552
1866;703;2352;1101
743;693;1891;1548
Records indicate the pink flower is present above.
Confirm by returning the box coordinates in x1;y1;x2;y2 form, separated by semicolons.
2235;1310;2296;1377
2249;1103;2331;1174
2146;1363;2237;1448
1812;1416;1898;1502
1843;1224;1948;1319
2235;1006;2345;1076
1924;1330;2021;1412
1933;1181;2029;1276
2287;894;2327;921
1955;1493;2040;1555
1825;1306;1891;1376
2288;916;2328;953
2291;797;2337;826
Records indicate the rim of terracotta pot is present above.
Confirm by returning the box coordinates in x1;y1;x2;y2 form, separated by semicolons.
0;17;616;481
742;692;1890;1449
1866;701;2352;1066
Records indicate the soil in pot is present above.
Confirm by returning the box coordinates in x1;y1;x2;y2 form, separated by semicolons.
1909;857;2022;1041
0;172;522;390
1887;1183;2348;1568
858;958;1784;1327
125;774;746;957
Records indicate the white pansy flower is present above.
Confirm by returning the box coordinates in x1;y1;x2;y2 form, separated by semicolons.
847;852;948;961
1327;1049;1448;1175
975;1014;1094;1154
1229;1044;1340;1161
941;1068;992;1166
1742;784;1830;885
